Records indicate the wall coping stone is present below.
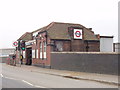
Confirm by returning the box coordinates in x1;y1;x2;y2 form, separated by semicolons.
51;52;119;55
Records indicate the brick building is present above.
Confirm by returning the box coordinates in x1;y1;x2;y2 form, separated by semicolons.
16;22;100;67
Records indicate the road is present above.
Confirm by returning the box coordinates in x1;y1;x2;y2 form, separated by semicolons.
2;76;34;88
1;63;118;88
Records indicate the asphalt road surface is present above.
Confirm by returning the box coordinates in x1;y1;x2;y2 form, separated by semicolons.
1;63;118;88
2;76;34;88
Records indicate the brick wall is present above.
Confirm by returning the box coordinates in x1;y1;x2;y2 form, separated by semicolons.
51;52;119;75
63;41;71;51
31;32;51;67
85;41;100;52
71;40;85;51
0;57;8;63
52;40;100;52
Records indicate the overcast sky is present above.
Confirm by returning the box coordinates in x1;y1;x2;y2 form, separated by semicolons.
0;0;119;49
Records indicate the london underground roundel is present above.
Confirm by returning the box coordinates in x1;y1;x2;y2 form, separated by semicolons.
74;29;82;39
75;31;81;37
13;41;18;47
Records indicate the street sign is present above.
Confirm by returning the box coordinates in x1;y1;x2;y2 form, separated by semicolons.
74;29;82;39
13;41;18;47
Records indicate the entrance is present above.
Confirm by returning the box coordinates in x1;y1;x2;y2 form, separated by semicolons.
26;47;32;65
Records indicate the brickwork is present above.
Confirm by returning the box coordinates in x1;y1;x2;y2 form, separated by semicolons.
51;52;118;75
84;41;100;52
71;40;85;51
31;32;51;66
63;41;71;51
17;22;101;67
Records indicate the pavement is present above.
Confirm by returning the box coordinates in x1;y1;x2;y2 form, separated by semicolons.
10;64;119;86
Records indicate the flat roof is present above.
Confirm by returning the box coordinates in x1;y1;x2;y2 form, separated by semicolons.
100;36;114;38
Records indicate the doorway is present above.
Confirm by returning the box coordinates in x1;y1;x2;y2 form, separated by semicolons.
26;47;32;65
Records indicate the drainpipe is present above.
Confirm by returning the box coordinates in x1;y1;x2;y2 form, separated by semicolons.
86;40;89;52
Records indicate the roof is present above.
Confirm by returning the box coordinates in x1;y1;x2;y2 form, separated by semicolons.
19;22;99;41
100;36;114;38
18;32;32;41
33;22;99;40
32;22;55;33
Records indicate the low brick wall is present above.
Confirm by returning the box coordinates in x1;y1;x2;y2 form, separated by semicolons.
0;57;8;63
51;52;119;75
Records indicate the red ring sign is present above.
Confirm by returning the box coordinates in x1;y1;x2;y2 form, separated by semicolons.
74;29;82;39
75;31;81;37
13;41;18;47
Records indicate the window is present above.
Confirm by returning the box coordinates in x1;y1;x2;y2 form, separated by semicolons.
32;49;35;58
40;42;42;59
56;41;63;51
36;49;38;58
43;41;47;59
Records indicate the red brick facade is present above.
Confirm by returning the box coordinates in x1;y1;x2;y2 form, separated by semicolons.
16;22;100;67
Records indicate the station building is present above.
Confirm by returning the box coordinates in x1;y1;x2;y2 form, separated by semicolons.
16;22;100;67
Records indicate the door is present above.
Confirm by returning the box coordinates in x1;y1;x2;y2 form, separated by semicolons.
26;48;32;65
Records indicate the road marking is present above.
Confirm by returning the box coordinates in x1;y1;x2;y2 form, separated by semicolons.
4;76;19;81
1;74;20;81
22;80;46;88
34;85;46;88
0;74;3;77
1;74;47;88
22;80;34;86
